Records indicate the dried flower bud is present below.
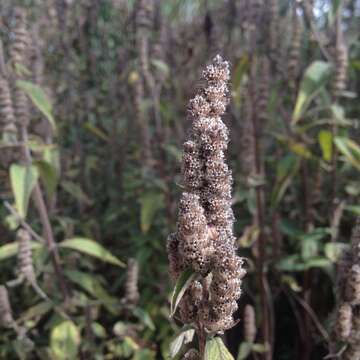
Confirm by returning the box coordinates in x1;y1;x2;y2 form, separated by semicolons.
244;304;256;343
124;258;140;306
335;302;352;340
0;286;14;327
17;229;35;283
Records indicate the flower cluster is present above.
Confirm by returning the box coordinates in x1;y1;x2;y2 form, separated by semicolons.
167;55;245;333
334;218;360;359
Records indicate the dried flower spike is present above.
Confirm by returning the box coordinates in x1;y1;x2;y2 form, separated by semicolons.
244;304;256;343
124;258;140;306
17;229;36;283
0;77;17;139
168;55;246;334
9;7;30;68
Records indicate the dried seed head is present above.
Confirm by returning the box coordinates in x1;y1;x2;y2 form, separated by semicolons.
9;7;30;68
332;42;348;97
169;55;245;333
124;258;140;306
257;56;270;122
17;229;35;283
335;302;352;340
288;5;302;83
14;86;30;128
0;286;14;327
268;0;278;55
345;265;360;305
334;218;360;349
244;304;256;343
0;77;17;139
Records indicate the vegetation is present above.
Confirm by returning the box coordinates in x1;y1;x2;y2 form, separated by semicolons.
0;0;359;359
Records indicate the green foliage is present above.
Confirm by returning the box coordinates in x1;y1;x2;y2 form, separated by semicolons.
50;321;81;360
16;80;56;131
10;163;39;218
60;238;125;267
205;337;234;360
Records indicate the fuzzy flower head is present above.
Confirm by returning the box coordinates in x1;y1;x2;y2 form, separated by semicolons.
167;55;245;334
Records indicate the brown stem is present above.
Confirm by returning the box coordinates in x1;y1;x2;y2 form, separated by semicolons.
249;61;272;360
21;127;70;302
198;324;207;360
301;160;313;360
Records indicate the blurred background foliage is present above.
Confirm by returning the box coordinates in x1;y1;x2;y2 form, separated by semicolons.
0;0;359;359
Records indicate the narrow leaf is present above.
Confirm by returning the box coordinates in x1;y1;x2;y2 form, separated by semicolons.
60;238;125;267
140;191;164;234
0;242;42;262
318;130;333;162
10;164;39;218
205;337;234;360
170;269;197;317
169;326;195;358
292;61;332;124
34;160;58;197
16;80;56;131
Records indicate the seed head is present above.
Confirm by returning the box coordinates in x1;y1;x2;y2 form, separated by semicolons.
244;304;256;343
124;258;140;306
17;229;35;283
168;55;245;333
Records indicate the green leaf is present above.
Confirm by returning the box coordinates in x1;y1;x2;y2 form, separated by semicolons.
318;130;333;162
292;61;332;124
83;122;110;142
237;342;252;360
151;59;170;77
281;275;302;292
304;257;332;270
324;242;348;262
91;322;107;338
205;337;234;360
140;191;164;234
61;181;92;205
34;160;58;197
271;154;300;207
345;205;360;215
133;307;155;331
0;242;42;262
60;238;125;267
328;0;342;24
169;326;195;358
170;269;197;317
64;270;117;313
50;321;80;360
16;80;56;131
10;164;39;218
334;136;360;170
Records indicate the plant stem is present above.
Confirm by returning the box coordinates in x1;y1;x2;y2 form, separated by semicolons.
21;127;70;302
249;61;272;360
